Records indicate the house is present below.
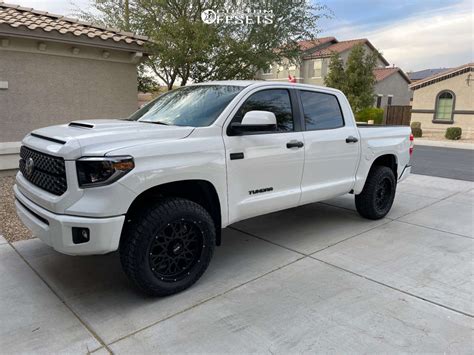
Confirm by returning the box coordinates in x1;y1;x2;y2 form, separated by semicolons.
373;67;411;108
0;2;148;171
257;37;411;108
410;63;474;139
408;68;451;82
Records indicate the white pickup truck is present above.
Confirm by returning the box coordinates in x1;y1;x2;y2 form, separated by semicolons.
15;81;413;296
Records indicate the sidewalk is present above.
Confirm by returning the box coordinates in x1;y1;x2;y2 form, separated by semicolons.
0;174;472;353
415;138;474;150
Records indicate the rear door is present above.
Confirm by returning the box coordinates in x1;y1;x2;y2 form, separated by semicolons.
297;89;360;204
223;88;305;224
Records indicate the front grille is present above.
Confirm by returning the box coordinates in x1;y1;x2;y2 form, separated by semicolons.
19;146;67;196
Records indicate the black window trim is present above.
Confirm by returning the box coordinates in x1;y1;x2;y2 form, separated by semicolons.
432;89;456;124
376;94;383;108
296;89;346;132
226;88;302;136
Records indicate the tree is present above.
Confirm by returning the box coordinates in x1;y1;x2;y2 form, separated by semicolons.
344;44;378;112
190;0;328;82
324;44;378;112
75;0;135;31
324;51;345;92
137;63;159;92
79;0;328;90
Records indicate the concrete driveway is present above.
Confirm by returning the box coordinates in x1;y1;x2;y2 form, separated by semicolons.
1;174;472;354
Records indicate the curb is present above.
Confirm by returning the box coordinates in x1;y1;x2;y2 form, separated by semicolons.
414;139;474;150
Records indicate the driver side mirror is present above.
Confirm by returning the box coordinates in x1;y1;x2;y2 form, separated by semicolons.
230;111;277;135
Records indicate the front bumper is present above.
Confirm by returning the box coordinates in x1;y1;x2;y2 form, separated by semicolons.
14;185;124;255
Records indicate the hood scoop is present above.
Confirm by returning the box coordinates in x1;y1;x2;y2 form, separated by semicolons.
69;121;95;129
30;132;66;145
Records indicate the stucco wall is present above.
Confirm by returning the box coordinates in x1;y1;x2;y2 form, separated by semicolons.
257;43;386;85
374;73;411;107
0;49;138;142
411;71;474;138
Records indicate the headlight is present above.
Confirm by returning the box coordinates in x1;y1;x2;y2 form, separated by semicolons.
76;156;134;188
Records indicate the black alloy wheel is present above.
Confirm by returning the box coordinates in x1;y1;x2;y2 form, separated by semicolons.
374;177;393;214
355;165;396;220
149;219;205;282
120;197;215;296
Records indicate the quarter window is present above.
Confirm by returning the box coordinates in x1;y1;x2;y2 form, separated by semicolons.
435;91;455;121
233;89;294;132
300;91;344;130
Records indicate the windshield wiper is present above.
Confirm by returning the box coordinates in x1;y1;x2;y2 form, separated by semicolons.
139;120;169;125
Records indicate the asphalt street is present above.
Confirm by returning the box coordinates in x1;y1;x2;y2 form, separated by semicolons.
411;145;474;181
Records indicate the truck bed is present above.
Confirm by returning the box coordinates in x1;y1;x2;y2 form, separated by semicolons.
356;123;408;128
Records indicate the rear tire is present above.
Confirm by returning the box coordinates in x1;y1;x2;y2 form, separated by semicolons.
120;197;215;296
355;166;396;220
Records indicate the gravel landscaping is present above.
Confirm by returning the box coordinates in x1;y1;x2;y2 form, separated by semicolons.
0;175;32;242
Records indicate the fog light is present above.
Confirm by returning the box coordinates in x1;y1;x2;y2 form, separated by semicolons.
72;227;90;244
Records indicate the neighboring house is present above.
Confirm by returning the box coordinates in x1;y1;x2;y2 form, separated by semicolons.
0;3;148;170
373;67;411;108
408;68;451;82
256;37;411;108
410;63;474;139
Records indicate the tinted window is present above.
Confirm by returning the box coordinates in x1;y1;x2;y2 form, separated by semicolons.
234;89;294;132
300;91;344;130
128;85;243;127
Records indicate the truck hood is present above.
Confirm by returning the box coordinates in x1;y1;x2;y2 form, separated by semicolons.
22;119;195;159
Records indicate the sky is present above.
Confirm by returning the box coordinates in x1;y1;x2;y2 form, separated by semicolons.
6;0;473;72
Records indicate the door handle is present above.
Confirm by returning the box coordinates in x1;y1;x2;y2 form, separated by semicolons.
345;136;359;143
286;140;304;149
230;152;244;160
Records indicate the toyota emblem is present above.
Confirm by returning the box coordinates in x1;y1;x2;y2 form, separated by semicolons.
25;157;35;176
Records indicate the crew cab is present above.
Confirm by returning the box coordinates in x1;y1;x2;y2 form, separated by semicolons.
14;81;412;296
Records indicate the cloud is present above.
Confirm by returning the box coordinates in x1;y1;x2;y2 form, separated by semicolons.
10;0;473;71
8;0;90;16
321;0;473;71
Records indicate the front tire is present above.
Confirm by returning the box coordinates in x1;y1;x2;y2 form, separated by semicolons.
355;166;396;220
120;197;215;296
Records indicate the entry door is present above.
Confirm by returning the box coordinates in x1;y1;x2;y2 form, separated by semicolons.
298;90;360;204
224;89;305;224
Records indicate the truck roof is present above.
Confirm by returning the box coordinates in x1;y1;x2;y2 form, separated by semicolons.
192;80;341;94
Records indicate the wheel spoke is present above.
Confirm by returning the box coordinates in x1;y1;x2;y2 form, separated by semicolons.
149;218;204;281
375;178;392;210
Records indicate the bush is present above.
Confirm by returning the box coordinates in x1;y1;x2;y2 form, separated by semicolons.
445;127;462;140
410;121;421;129
355;107;384;124
412;127;422;138
410;121;422;137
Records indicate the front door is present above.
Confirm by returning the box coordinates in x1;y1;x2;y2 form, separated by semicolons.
223;88;305;224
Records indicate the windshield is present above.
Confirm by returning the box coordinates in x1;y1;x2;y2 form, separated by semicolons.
128;85;243;127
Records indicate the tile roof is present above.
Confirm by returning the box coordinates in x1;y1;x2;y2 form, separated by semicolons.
0;2;147;47
304;39;366;57
297;37;335;51
410;62;474;89
373;67;411;84
374;67;398;81
303;38;390;66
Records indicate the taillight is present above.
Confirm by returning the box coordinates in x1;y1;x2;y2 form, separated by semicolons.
409;134;414;156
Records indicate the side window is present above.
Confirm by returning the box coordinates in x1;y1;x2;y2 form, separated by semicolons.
233;89;294;132
300;91;344;130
